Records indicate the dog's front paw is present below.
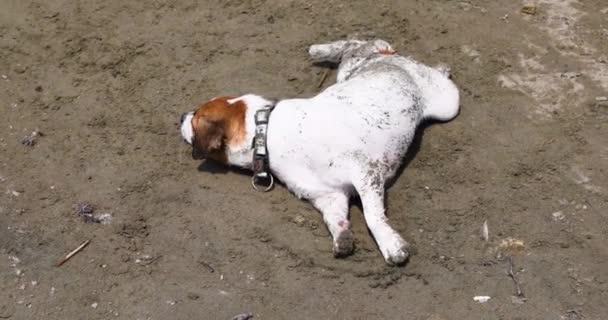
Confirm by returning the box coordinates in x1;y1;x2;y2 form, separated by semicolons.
333;229;355;258
380;236;410;266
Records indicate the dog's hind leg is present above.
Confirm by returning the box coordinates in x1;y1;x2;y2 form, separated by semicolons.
308;40;365;63
355;180;410;265
311;192;354;258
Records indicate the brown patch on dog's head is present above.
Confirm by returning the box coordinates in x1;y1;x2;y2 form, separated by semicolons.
190;96;247;163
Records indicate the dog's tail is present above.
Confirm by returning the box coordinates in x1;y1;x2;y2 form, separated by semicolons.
421;65;460;122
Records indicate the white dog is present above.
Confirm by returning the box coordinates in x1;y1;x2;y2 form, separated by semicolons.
180;39;459;265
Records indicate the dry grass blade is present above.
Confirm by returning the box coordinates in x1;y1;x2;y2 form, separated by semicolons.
57;239;91;267
317;69;330;88
481;220;489;241
506;256;524;297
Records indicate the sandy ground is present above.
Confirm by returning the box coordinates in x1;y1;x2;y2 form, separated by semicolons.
1;0;607;319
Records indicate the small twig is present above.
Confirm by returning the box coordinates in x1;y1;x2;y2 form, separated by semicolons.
317;69;330;88
199;261;215;273
57;239;91;267
566;309;585;319
137;255;162;266
481;220;489;241
506;256;524;297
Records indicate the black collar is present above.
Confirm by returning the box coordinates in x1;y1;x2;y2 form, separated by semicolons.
251;104;275;192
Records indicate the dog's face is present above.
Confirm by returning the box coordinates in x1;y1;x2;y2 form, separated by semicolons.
180;97;247;163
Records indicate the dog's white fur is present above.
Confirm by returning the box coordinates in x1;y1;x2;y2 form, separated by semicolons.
181;39;459;264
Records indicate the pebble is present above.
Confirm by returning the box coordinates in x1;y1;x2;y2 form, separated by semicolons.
232;313;254;320
473;296;491;303
552;211;565;221
511;296;527;304
561;72;581;79
292;214;306;226
91;302;98;309
521;5;537;15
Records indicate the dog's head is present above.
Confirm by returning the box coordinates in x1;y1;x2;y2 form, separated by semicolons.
180;97;247;163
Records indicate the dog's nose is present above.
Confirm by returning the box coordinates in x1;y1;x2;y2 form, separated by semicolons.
180;113;187;124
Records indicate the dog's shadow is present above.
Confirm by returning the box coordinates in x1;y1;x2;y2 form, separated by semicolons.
349;119;435;210
388;120;436;189
197;161;251;176
197;119;441;190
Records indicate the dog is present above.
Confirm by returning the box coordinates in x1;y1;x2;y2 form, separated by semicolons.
180;39;459;265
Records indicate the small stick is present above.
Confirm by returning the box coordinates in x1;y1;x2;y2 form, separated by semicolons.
199;260;215;273
57;239;91;267
317;69;330;88
506;256;524;297
566;309;585;318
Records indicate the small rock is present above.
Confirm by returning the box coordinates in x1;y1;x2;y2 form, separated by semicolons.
96;213;113;225
187;293;199;300
292;214;306;226
521;5;537;15
13;65;27;74
1;74;7;80
595;96;607;102
561;72;581;79
91;302;98;309
8;255;20;265
473;296;491;303
511;295;527;304
552;211;565;221
232;313;254;320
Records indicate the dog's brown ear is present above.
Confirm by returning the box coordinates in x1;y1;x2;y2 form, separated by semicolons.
191;117;225;160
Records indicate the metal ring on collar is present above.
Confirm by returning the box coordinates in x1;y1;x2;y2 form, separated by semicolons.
251;174;274;192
